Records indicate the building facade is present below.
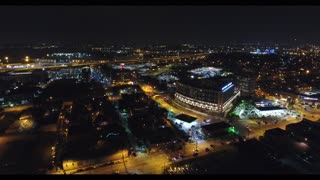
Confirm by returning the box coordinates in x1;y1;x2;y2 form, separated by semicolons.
175;78;240;112
235;76;256;97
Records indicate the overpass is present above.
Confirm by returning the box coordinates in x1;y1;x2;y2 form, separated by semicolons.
0;53;209;73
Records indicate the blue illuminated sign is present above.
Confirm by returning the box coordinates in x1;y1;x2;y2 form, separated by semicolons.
303;97;318;101
221;82;234;92
269;49;275;54
221;82;232;91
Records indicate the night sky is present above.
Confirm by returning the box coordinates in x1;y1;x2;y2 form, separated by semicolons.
1;6;320;45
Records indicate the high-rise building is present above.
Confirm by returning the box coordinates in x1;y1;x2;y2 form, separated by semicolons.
175;77;240;113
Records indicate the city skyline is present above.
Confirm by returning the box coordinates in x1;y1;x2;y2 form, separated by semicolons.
1;5;320;175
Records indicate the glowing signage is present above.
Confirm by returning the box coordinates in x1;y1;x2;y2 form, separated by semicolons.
303;97;318;101
221;82;234;92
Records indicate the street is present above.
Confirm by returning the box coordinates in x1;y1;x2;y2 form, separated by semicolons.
61;85;320;175
73;138;234;174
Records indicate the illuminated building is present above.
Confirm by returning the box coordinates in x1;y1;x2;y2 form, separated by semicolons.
175;77;240;113
250;48;276;55
171;114;198;129
279;88;320;107
298;90;320;106
255;106;286;117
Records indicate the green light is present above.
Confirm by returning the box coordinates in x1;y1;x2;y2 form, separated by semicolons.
228;126;239;134
228;127;236;134
168;108;174;117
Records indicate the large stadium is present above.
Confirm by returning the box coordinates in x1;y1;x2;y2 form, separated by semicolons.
175;68;240;113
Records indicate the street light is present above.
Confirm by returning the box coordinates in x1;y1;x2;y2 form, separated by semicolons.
5;56;8;63
195;139;198;152
25;56;29;62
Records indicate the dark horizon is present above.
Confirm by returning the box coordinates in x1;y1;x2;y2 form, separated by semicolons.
0;6;320;45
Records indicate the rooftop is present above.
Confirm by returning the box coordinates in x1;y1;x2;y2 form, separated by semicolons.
201;121;231;132
300;90;320;97
174;114;197;123
178;77;233;91
256;106;285;111
189;67;222;78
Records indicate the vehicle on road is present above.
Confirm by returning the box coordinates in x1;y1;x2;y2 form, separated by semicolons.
193;149;199;153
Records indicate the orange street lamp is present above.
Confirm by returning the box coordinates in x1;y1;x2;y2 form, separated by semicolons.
25;56;30;62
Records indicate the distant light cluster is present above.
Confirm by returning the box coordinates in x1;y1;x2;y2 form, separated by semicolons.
250;48;276;55
49;53;91;58
189;67;222;78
